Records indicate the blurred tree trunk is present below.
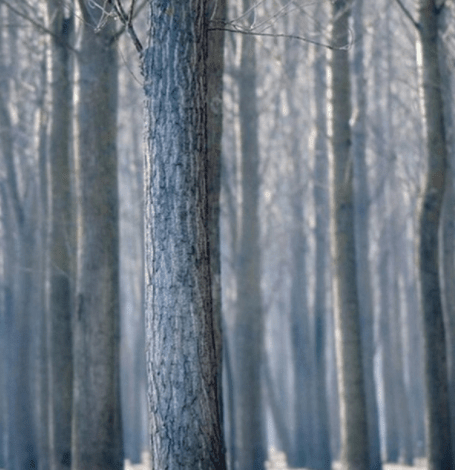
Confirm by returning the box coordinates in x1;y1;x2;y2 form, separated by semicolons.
143;1;227;468
352;1;382;468
72;2;123;468
46;1;73;468
234;0;265;468
207;0;227;446
284;30;313;469
415;1;453;469
438;1;455;458
311;5;332;468
0;17;39;467
329;1;370;469
35;50;50;470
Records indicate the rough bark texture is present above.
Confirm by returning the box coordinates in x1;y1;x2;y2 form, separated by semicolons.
72;2;123;469
143;2;226;469
329;1;370;469
46;1;73;468
415;1;453;469
234;0;266;468
351;0;382;468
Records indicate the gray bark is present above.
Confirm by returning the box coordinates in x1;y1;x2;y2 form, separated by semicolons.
415;1;453;469
0;19;38;467
207;0;227;448
72;3;123;469
234;0;266;468
284;30;313;469
46;1;73;468
438;2;455;457
143;2;227;469
351;1;382;468
329;1;370;469
312;8;332;468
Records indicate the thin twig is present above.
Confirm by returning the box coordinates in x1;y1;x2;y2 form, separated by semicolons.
209;24;350;50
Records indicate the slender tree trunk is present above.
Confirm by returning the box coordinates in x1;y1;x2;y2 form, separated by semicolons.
72;3;123;468
329;1;370;469
415;1;453;469
312;9;332;467
207;0;227;449
46;2;73;468
143;2;227;468
235;0;265;467
352;1;382;468
438;2;455;457
284;35;313;468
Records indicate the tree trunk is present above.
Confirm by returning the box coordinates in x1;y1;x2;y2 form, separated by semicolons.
143;2;227;469
312;7;332;467
415;1;454;469
46;2;73;468
72;3;123;468
329;1;370;469
207;0;227;450
352;1;382;468
234;0;266;468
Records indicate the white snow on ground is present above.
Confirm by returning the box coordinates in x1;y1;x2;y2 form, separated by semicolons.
0;449;430;470
266;447;428;470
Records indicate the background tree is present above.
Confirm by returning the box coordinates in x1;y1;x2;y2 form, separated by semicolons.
413;0;454;468
45;0;73;467
329;1;370;469
71;1;123;468
233;0;266;467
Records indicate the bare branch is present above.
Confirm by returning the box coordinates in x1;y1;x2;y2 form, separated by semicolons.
209;22;351;50
394;0;419;29
110;0;143;53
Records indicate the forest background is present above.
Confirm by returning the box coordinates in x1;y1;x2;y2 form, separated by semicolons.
0;0;455;470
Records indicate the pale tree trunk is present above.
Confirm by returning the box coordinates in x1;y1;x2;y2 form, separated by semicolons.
351;1;382;468
329;1;370;469
234;0;265;468
284;29;313;469
311;8;332;466
46;1;73;468
143;1;227;469
311;5;333;465
0;17;39;467
72;2;123;469
384;9;413;460
35;51;50;470
415;1;453;469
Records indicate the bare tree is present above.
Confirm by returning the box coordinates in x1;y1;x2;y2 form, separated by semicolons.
413;0;454;468
45;1;73;468
328;1;370;469
143;1;227;468
71;1;123;468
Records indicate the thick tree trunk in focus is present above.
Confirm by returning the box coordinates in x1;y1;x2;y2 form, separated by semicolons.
143;1;227;468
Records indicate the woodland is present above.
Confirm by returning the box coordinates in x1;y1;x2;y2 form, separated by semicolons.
0;0;454;470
